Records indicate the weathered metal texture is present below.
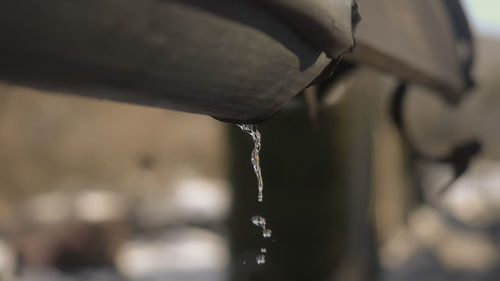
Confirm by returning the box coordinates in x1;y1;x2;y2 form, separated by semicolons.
0;0;357;123
253;0;358;58
346;0;473;103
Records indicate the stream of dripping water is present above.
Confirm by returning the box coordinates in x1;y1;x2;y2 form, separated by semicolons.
237;124;263;202
237;124;271;265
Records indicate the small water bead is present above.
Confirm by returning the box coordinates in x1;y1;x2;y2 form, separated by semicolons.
260;247;267;254
251;216;266;227
262;228;272;238
256;254;266;265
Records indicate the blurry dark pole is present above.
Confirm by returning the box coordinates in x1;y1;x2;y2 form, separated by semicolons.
228;88;377;281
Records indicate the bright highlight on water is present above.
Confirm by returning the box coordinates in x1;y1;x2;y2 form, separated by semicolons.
237;124;264;202
256;254;266;265
238;124;272;265
251;215;266;227
251;215;272;239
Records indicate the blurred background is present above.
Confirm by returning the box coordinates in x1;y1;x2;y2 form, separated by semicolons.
0;1;499;281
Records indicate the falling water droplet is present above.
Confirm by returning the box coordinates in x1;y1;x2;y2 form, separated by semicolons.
237;124;264;202
256;254;266;265
251;215;266;227
238;124;274;265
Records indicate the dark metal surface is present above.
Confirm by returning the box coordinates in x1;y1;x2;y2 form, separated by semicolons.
0;0;473;121
346;0;474;103
0;0;356;123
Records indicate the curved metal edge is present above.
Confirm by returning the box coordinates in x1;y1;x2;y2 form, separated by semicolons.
251;0;358;58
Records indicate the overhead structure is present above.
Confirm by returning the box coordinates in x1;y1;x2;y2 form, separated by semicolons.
346;0;474;103
0;0;473;122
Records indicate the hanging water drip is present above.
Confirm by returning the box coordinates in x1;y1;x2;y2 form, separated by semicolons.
237;124;264;202
238;124;272;265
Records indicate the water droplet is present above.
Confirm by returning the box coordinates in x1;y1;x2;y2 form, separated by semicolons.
260;247;267;254
262;228;272;238
256;254;266;265
251;216;266;227
243;261;247;265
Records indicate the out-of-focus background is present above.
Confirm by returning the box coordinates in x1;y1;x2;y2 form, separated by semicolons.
0;1;499;281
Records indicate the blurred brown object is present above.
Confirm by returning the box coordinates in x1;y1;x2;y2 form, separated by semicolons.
13;221;129;272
